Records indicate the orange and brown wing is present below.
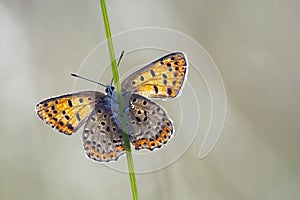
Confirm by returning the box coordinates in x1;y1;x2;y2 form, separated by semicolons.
35;91;104;135
121;52;188;99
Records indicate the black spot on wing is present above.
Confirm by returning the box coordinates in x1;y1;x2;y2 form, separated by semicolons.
150;69;155;77
68;100;73;107
167;88;172;95
153;85;159;94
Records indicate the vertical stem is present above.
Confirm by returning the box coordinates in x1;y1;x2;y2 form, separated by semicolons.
99;0;139;199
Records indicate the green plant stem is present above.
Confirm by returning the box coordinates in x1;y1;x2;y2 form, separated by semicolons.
99;0;139;199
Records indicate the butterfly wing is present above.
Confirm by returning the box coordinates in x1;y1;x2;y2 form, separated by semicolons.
125;94;174;150
82;97;126;162
121;52;188;99
35;91;104;135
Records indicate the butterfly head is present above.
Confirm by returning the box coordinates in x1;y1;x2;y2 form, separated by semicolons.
105;85;115;96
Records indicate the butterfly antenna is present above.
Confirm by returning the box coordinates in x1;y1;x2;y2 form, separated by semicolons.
110;50;125;85
70;73;107;88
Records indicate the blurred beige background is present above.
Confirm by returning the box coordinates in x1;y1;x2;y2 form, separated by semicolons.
1;0;299;200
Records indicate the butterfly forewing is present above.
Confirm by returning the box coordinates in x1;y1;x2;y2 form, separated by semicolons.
125;94;174;150
35;91;104;135
82;98;126;162
121;52;188;99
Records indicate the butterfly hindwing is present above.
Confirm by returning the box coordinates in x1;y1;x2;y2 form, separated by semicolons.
121;52;188;99
82;98;126;162
125;94;174;150
36;91;104;135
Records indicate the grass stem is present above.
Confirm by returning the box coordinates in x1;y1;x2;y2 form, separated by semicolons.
99;0;139;199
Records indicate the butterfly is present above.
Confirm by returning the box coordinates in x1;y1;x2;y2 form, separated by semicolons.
35;52;188;162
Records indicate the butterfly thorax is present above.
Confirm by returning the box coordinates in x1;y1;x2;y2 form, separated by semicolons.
108;88;133;124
